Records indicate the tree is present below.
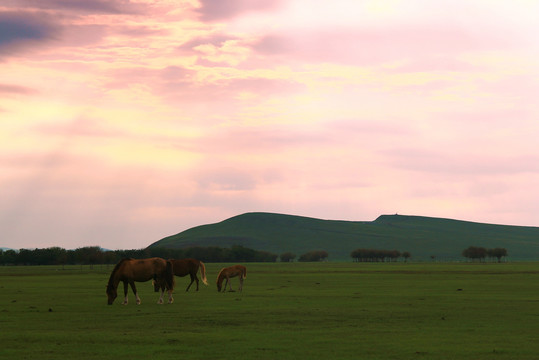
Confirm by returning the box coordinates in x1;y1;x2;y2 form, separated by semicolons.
298;250;328;262
0;249;17;265
488;248;508;263
462;246;487;262
402;251;411;262
280;252;296;262
351;248;409;262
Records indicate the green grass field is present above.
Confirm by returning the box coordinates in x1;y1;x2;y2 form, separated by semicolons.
1;262;538;359
151;212;539;260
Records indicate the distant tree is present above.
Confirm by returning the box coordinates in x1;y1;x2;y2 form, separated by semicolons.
351;248;409;262
402;251;411;262
0;249;17;265
1;244;279;265
389;250;401;262
73;246;105;268
462;246;487;262
487;248;508;263
229;245;257;262
280;252;296;262
299;250;328;262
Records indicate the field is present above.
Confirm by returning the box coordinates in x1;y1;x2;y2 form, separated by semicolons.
151;212;539;260
1;262;538;359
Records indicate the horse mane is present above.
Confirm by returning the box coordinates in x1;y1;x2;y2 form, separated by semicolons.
216;267;225;283
107;258;132;288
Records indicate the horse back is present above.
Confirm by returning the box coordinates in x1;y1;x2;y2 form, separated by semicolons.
169;258;200;277
126;257;167;281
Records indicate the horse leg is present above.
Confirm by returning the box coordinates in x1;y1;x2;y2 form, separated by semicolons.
130;281;141;305
186;274;195;292
157;284;165;304
194;274;199;291
167;287;174;304
227;276;233;292
122;281;129;305
239;276;243;292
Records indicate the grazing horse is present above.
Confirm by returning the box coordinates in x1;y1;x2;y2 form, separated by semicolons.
106;257;174;305
216;265;247;292
168;258;208;292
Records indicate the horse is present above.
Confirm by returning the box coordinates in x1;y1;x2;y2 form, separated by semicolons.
106;257;175;305
167;258;208;292
216;265;247;292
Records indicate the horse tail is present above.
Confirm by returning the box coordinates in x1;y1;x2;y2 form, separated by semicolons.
199;261;208;285
165;260;175;291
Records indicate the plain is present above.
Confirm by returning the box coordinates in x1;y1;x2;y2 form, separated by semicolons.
1;262;538;360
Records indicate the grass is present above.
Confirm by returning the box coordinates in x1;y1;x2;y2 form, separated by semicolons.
1;262;539;359
151;212;539;260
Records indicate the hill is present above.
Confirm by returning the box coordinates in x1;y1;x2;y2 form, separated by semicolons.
148;212;539;261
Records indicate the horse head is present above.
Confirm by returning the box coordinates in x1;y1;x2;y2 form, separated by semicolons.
106;283;117;305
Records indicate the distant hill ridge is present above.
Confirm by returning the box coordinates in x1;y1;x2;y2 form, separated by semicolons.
148;212;539;261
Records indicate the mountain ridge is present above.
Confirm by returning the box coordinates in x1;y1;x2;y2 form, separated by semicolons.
148;212;539;260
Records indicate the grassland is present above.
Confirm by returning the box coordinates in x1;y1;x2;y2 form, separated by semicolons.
150;212;539;260
1;262;539;359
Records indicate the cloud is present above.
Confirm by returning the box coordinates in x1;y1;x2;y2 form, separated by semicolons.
33;118;125;139
0;83;38;96
194;166;259;191
252;23;511;65
106;64;304;109
383;147;539;176
196;0;283;21
0;11;59;55
3;0;144;14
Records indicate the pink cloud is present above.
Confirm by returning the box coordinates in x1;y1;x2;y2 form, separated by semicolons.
0;11;59;57
106;64;304;108
0;83;38;95
4;0;146;14
389;56;478;73
34;118;125;139
196;0;283;21
383;147;539;176
252;23;512;65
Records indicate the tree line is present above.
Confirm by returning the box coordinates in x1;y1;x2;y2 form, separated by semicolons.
350;248;411;262
0;245;509;265
461;246;508;262
0;246;331;265
0;245;279;266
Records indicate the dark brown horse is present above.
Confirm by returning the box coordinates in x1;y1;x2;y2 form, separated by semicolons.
168;258;208;291
106;257;174;305
216;264;247;292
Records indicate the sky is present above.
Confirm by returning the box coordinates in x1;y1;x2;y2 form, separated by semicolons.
2;0;539;250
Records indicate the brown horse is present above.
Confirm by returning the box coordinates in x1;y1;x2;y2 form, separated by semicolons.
216;265;247;292
168;258;208;291
106;257;174;305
